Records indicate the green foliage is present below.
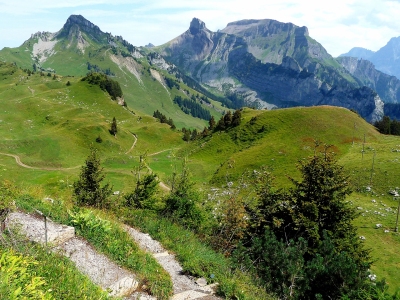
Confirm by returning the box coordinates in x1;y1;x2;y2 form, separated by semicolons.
82;72;123;100
73;147;112;208
68;208;173;299
0;249;53;300
125;153;160;209
124;209;274;300
240;144;373;299
109;116;118;136
164;76;179;89
163;159;205;230
125;173;159;209
0;237;108;299
374;115;400;136
0;181;16;224
68;209;112;234
173;95;211;121
214;109;242;132
208;115;216;130
153;110;175;129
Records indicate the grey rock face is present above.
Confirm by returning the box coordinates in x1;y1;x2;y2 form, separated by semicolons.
338;56;400;104
340;37;400;80
160;17;381;120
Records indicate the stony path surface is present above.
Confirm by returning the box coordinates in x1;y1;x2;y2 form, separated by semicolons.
6;212;139;298
6;211;220;299
124;226;220;300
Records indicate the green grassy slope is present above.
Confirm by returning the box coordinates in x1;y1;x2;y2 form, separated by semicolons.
183;106;379;186
1;59;400;291
0;62;185;193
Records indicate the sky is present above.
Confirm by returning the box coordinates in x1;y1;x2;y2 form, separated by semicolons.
1;0;400;57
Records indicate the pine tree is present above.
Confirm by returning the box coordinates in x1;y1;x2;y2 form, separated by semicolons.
232;109;242;127
224;110;232;127
209;116;216;131
110;117;118;136
244;143;372;299
73;147;112;208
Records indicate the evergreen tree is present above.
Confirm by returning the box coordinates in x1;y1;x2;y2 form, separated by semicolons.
163;159;204;230
201;127;209;137
209;116;216;131
110;117;118;136
125;153;159;209
73;147;112;208
182;128;191;142
232;109;242;127
191;129;198;140
216;116;226;131
224;111;232;127
243;143;372;299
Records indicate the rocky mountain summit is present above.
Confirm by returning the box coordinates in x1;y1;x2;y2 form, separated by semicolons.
158;18;383;121
341;37;400;80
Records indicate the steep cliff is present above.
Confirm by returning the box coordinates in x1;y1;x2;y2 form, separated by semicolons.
338;56;400;104
158;18;383;121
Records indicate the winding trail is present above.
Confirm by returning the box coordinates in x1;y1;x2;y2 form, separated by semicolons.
0;152;80;171
125;132;138;154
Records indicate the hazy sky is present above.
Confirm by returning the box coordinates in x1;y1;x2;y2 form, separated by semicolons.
1;0;400;57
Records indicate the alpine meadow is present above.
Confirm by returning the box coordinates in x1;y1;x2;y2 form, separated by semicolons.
1;14;400;300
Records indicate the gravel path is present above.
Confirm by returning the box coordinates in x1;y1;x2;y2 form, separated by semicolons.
0;152;80;170
6;212;139;298
124;225;220;300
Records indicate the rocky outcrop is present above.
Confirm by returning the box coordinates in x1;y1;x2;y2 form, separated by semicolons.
159;18;383;121
57;15;104;41
221;19;332;66
338;56;400;105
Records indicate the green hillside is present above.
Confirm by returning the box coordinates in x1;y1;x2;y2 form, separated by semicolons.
1;58;400;294
0;62;186;193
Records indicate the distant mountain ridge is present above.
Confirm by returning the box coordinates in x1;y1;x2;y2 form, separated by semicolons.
340;37;400;80
2;14;398;122
157;17;383;121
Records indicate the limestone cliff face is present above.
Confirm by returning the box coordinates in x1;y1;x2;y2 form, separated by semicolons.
221;19;331;67
159;18;382;121
338;56;400;104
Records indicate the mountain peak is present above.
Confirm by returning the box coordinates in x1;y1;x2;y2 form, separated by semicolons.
189;18;207;35
65;15;99;30
58;15;104;39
